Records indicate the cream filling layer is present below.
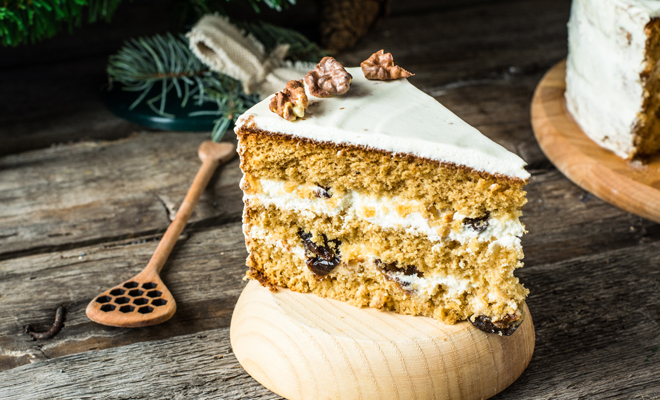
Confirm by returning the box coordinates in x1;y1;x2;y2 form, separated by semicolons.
243;178;524;249
246;224;475;300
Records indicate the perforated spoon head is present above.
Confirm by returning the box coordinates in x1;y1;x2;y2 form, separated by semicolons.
86;271;176;328
86;141;235;328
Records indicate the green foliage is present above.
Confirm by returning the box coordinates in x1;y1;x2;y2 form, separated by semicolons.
237;20;325;62
188;0;295;15
0;0;123;46
191;74;259;142
108;33;260;141
0;0;296;47
107;24;323;141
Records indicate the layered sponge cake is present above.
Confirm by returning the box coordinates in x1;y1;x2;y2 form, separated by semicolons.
566;0;660;159
235;62;530;335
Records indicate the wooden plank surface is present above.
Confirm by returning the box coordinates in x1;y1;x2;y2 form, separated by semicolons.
0;329;281;400
532;60;660;223
2;236;660;399
0;223;248;371
0;132;243;259
2;0;660;398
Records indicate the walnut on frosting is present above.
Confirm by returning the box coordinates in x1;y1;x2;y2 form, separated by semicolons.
361;50;414;80
304;57;352;98
269;80;309;121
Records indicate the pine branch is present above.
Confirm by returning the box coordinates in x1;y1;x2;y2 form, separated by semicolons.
108;33;260;141
239;20;327;62
108;33;211;111
189;0;295;15
0;0;295;47
0;0;124;46
191;75;259;141
107;22;323;141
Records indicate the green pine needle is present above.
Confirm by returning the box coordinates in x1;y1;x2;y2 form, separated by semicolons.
187;0;295;15
108;33;212;109
238;20;326;62
0;0;296;47
108;33;261;142
0;0;123;46
107;23;325;141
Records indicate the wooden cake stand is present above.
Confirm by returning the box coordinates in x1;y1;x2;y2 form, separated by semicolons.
231;281;535;400
532;60;660;223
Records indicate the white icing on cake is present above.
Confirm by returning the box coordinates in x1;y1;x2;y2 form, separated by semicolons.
612;0;660;16
566;0;659;158
388;270;472;298
235;67;529;180
244;178;524;250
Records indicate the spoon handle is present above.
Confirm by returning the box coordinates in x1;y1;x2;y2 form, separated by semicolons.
144;141;235;275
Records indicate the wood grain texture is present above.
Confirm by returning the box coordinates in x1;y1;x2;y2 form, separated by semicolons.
1;100;660;395
341;0;570;90
4;75;660;397
85;142;234;328
231;281;534;400
3;237;660;399
0;328;281;400
86;269;179;328
4;0;660;397
0;225;249;371
0;132;243;260
532;60;660;223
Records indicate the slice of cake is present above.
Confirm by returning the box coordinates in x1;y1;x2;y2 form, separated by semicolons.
566;0;660;159
235;54;530;335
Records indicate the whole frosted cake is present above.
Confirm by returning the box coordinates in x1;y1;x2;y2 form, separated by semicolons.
235;53;530;335
566;0;660;159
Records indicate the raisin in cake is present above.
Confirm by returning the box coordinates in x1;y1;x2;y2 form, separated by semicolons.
566;0;660;159
235;66;530;335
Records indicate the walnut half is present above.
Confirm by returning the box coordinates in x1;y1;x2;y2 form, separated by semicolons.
269;80;308;121
304;57;352;98
361;49;414;80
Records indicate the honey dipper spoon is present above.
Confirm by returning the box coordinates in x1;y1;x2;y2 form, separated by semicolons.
86;141;235;328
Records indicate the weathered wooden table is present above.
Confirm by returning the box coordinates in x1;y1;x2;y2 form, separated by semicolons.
2;0;659;398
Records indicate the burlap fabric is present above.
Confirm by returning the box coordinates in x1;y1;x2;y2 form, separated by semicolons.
187;15;313;99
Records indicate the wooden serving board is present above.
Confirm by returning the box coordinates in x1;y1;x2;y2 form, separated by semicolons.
231;281;535;400
532;60;660;223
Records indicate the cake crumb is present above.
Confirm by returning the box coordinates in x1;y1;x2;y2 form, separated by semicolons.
369;290;388;309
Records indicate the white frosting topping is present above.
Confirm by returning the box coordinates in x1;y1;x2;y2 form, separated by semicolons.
612;0;660;16
244;178;524;249
235;67;529;180
565;0;658;157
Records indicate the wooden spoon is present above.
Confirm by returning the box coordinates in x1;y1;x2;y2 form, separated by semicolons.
86;141;235;328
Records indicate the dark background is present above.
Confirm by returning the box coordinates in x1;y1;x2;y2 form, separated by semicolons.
0;0;568;157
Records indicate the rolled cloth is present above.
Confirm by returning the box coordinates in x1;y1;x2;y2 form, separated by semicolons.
187;15;313;99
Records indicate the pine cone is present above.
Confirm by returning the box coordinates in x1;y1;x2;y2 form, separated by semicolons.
320;0;390;53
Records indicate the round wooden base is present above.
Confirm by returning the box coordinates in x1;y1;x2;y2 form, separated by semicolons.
230;281;535;400
531;60;660;223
